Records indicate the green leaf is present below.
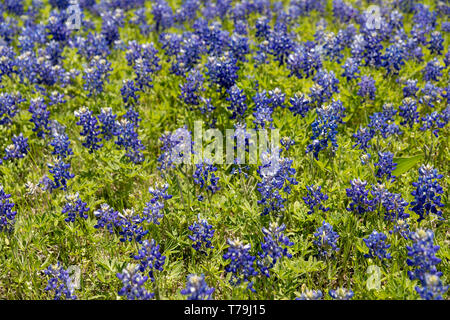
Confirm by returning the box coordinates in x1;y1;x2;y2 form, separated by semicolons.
392;155;423;176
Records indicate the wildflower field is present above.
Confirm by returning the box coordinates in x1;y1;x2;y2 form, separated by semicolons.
0;0;448;301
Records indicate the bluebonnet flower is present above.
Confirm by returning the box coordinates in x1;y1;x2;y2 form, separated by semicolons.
118;209;149;243
420;112;447;137
121;79;141;106
0;185;17;233
205;53;239;91
3;133;28;161
314;221;340;258
28;97;50;138
306;101;344;159
309;69;339;105
43;263;77;300
50;132;73;159
252;89;275;129
83;56;113;96
329;287;354;300
97;107;118;141
267;22;295;65
374;152;397;181
151;0;174;32
133;239;166;282
130;7;151;36
126;41;161;90
117;264;154;300
399;98;419;128
18;23;47;52
257;148;298;215
402;79;419;98
319;31;344;63
353;127;374;151
75;107;103;153
180;69;204;106
142;183;172;225
363;230;391;260
377;188;410;222
0;92;25;125
71;33;110;60
303;185;329;215
223;238;258;292
410;165;444;222
427;31;444;55
390;219;411;239
100;9;124;46
174;0;200;24
362;32;383;68
280;136;294;152
226;85;247;120
157;127;193;171
407;229;442;285
47;159;74;191
296;286;323;300
94;204;122;234
46;10;71;42
257;223;293;277
341;57;360;81
0;45;16;81
193;160;220;200
419;82;442;108
268;88;286;109
3;0;25;15
382;44;405;75
416;273;449;300
286;43;322;79
181;274;214;300
368;103;401;138
62;193;89;223
332;0;357;23
188;214;215;255
357;76;376;100
47;91;66;106
346;179;373;214
422;58;444;82
229;34;250;62
289;93;311;118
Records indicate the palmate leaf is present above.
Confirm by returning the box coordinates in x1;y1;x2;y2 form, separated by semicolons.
392;155;423;177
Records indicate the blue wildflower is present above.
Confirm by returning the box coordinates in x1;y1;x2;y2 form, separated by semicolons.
133;239;166;282
329;287;354;300
314;221;340;258
223;238;258;292
117;264;154;300
188;214;215;255
410;165;444;222
363;230;391;260
43;263;77;300
181;274;214;300
62;193;89;223
257;223;293;277
303;185;329;215
0;185;17;233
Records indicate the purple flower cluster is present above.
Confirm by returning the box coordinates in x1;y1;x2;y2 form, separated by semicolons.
257;223;293;277
223;238;258;292
188;214;215;255
313;221;340;257
363;230;391;260
181;274;214;300
0;185;17;233
62;193;89;223
43;263;77;300
410;165;444;222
